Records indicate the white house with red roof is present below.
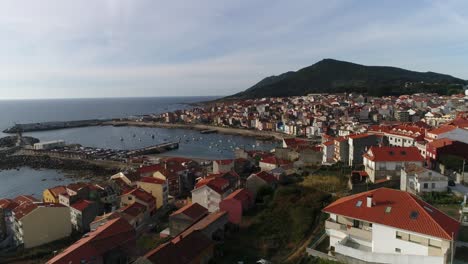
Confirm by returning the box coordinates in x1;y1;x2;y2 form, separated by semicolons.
363;146;424;183
323;188;459;264
191;177;236;212
322;140;335;164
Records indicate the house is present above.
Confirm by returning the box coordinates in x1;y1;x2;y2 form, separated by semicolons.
0;199;19;241
213;159;234;174
169;203;208;236
400;164;448;194
137;177;168;209
334;136;349;163
12;202;71;248
323;188;459;264
153;168;184;198
259;156;291;172
47;217;136;264
245;171;277;197
219;189;254;224
191;178;236;213
69;200;101;232
426;138;468;169
120;188;157;215
348;134;380;167
386;125;425;147
363;146;424;183
426;125;468;144
43;186;67;203
119;202;148;229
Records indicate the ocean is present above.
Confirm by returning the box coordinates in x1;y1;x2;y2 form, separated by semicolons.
0;97;278;198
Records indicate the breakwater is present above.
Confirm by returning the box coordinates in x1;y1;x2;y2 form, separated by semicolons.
3;119;112;133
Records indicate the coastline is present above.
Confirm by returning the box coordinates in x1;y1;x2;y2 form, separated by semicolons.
103;120;291;141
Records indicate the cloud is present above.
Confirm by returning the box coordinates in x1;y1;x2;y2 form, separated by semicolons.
0;0;467;99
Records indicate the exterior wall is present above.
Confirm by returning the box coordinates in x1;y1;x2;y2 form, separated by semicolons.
43;190;59;203
245;175;267;197
137;181;167;209
219;199;242;224
348;136;379;167
259;162;277;172
388;135;415;147
364;159;423;183
191;187;223;213
326;215;451;264
70;203;101;232
16;207;71;248
213;162;234;174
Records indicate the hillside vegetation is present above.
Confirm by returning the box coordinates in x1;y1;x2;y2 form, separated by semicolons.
227;59;466;99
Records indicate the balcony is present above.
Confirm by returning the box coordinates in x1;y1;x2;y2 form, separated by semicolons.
325;219;372;242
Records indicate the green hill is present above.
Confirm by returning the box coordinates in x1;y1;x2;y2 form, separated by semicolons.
227;59;467;99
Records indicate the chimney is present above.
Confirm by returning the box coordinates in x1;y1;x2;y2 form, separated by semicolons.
367;195;373;208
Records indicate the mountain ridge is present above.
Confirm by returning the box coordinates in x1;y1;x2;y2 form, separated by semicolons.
226;59;467;99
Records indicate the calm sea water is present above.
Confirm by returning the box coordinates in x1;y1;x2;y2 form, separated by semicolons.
0;97;277;198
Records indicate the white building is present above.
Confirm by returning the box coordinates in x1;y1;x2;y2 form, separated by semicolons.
363;146;424;183
33;140;65;150
322;141;335;164
400;163;448;194
191;177;234;212
323;188;459;264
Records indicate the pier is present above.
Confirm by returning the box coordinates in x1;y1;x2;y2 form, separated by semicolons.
126;142;179;157
3;119;112;133
21;141;179;162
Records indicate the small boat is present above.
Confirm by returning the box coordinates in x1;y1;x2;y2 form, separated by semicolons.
133;134;136;138
120;137;124;141
152;135;155;139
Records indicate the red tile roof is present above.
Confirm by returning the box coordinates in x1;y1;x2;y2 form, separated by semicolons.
143;230;213;264
195;177;231;195
260;156;291;166
223;188;253;203
348;133;371;139
120;202;146;217
47;217;135;264
13;195;38;205
123;188;156;205
71;200;94;212
363;146;424;162
46;186;67;199
137;164;164;175
323;188;460;240
138;176;166;185
0;199;19;210
428;125;457;135
13;202;65;220
254;171;277;183
170;202;208;221
215;159;234;165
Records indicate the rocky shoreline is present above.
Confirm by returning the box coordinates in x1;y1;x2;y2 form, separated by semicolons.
0;155;120;180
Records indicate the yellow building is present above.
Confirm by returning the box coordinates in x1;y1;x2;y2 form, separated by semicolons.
42;186;67;203
13;202;71;248
137;177;168;209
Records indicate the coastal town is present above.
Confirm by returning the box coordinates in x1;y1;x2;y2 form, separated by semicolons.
1;91;468;264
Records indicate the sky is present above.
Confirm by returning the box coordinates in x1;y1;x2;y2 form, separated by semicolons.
0;0;467;99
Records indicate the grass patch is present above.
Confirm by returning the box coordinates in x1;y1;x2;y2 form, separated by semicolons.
218;185;332;263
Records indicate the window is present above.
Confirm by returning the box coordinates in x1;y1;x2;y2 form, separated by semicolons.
396;231;403;239
385;206;392;213
353;219;360;228
423;183;428;189
431;183;435;189
395;248;401;253
356;200;363;207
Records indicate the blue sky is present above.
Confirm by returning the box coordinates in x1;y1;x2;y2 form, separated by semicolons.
0;0;467;99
